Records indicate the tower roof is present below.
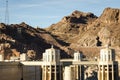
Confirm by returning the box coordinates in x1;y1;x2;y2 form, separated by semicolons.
51;45;54;49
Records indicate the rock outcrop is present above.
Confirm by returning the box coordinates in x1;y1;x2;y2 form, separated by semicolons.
46;10;97;43
46;7;120;58
76;7;120;48
0;22;70;59
0;7;120;59
98;7;120;24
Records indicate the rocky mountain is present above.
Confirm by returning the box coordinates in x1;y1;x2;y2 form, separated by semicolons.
0;22;71;60
46;7;120;58
0;7;120;60
46;10;97;43
70;7;120;47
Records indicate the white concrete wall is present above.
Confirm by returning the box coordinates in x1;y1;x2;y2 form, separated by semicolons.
74;52;82;61
0;54;3;61
100;47;114;62
20;53;27;61
42;46;60;64
64;66;72;80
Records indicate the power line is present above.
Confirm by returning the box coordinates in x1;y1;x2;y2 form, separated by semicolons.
5;0;9;25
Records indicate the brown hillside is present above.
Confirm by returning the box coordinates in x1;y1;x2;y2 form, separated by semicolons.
0;7;120;60
46;7;120;57
46;10;97;43
0;22;71;59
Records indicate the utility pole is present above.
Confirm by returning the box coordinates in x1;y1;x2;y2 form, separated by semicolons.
5;0;9;25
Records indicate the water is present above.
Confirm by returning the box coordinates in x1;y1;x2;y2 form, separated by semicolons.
0;62;42;80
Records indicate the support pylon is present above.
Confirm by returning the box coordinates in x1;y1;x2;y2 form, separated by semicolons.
5;0;9;25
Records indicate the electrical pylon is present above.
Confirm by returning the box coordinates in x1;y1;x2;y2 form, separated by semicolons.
5;0;9;25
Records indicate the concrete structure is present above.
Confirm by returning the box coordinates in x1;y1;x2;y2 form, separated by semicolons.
20;53;27;61
64;65;84;80
42;45;62;80
0;45;119;80
17;27;22;34
64;66;72;80
0;54;4;61
63;51;84;80
98;45;119;80
73;51;84;80
21;61;43;66
73;51;82;61
64;65;78;80
10;56;20;61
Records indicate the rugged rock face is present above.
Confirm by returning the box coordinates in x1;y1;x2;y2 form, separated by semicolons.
46;10;97;43
61;10;97;23
0;22;70;59
98;7;120;23
46;7;120;58
0;7;120;59
76;7;120;48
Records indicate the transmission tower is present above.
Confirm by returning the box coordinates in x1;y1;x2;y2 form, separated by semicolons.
5;0;9;25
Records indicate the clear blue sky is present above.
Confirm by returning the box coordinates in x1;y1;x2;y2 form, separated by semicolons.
0;0;120;28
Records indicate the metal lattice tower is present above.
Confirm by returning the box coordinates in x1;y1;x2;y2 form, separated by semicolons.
5;0;9;25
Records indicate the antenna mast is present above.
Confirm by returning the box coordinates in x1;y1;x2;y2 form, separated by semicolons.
5;0;9;25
